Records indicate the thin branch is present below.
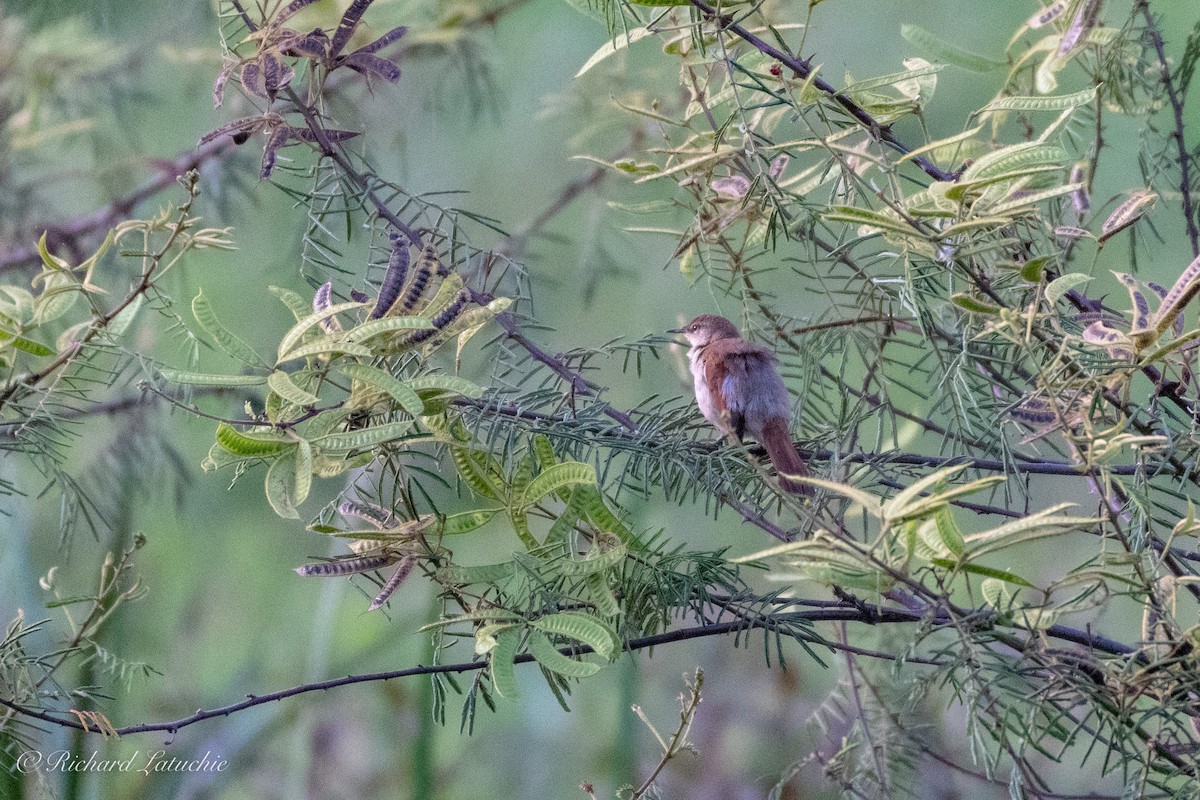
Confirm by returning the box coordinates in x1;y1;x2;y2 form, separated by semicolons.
684;0;955;183
0;600;1138;739
1138;0;1199;257
0;136;238;274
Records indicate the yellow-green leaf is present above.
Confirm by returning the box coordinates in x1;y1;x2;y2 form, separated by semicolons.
265;448;300;519
216;422;291;457
160;369;268;387
527;632;602;678
276;300;367;361
336;363;424;416
192;289;268;368
521;462;596;510
267;370;320;406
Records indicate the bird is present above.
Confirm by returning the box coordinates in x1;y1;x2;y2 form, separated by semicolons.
670;314;811;495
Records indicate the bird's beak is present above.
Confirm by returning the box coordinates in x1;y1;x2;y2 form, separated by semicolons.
666;326;685;334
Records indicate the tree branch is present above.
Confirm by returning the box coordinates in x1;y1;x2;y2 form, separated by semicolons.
1138;0;1198;257
0;136;238;274
0;599;1138;739
684;0;956;183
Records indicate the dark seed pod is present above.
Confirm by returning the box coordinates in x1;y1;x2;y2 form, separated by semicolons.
295;554;392;577
350;289;371;303
398;246;437;314
370;234;410;319
338;499;393;526
406;288;470;345
260;125;290;179
369;556;416;610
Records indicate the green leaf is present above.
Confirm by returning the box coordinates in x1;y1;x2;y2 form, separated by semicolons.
268;285;313;322
406;374;484;399
276;300;367;361
950;294;1001;315
930;559;1035;587
192;289;268;368
959;143;1067;183
336;363;425;416
1021;257;1050;282
340;315;434;344
980;86;1097;113
900;24;1004;72
265;448;301;519
490;629;521;699
586;572;621;618
160;369;268;387
294;438;313;507
276;337;373;363
267;370;321;406
527;631;602;679
521;462;597;510
441;508;502;535
451;446;503;500
573;27;657;77
1045;273;1092;304
216;422;291;457
310;421;423;452
823;206;916;239
532;612;617;660
8;335;54;356
438;561;517;584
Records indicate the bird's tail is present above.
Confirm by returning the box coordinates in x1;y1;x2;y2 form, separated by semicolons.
760;416;811;495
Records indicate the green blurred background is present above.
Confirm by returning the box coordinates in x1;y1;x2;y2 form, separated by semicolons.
1;0;1197;797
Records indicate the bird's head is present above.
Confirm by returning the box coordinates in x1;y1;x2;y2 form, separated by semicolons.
669;314;742;347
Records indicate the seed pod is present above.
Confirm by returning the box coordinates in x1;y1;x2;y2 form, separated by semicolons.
313;282;342;333
1099;190;1156;243
1069;163;1089;214
296;554;393;577
338;499;393;526
369;555;416;610
1027;0;1067;29
398;246;438;313
370;234;410;319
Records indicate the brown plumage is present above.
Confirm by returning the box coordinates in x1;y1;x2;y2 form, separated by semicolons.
670;314;810;495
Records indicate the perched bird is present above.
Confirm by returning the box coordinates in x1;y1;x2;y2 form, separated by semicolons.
670;314;810;495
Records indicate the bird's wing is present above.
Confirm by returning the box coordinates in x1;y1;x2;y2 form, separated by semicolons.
706;341;772;441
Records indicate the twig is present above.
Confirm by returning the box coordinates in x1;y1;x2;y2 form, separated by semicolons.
1138;0;1198;257
0;137;238;274
684;0;955;183
0;175;203;413
0;600;1138;739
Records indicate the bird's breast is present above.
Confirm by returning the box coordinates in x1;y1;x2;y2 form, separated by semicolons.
688;347;723;429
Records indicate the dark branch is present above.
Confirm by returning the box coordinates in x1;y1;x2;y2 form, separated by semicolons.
684;0;956;183
0;600;1137;739
1138;0;1199;257
0;136;238;274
